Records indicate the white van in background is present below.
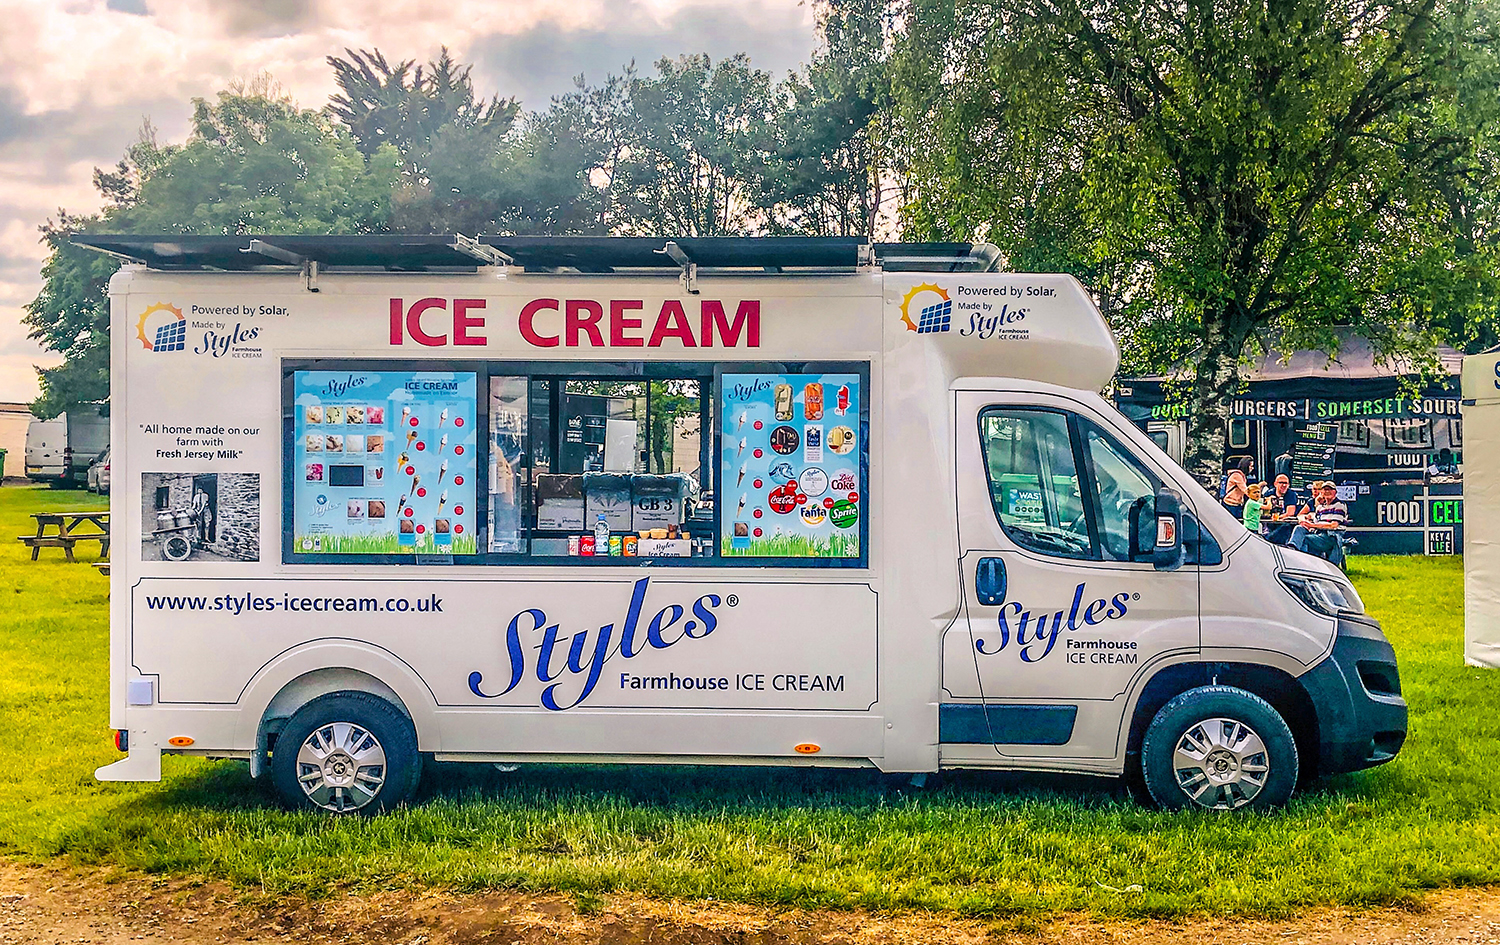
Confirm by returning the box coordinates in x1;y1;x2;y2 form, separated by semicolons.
83;235;1408;816
26;411;109;486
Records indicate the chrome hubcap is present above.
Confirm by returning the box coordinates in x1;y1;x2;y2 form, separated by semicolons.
1172;717;1270;810
295;722;387;812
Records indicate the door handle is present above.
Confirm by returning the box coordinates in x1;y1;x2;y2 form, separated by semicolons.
975;557;1007;607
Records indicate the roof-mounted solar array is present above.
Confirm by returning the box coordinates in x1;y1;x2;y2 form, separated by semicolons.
70;234;1001;274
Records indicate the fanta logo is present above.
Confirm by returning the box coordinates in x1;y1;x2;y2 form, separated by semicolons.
467;578;728;710
976;583;1133;663
136;303;186;351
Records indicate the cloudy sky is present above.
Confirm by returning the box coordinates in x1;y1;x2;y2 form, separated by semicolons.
0;0;817;404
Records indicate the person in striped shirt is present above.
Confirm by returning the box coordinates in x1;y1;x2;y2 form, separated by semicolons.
1289;481;1348;565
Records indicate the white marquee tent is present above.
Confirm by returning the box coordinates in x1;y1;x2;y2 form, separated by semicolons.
1462;350;1500;667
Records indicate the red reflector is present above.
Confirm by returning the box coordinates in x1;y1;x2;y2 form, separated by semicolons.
113;729;128;752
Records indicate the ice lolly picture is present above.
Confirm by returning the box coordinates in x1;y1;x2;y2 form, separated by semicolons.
836;385;850;416
804;383;823;420
774;383;793;420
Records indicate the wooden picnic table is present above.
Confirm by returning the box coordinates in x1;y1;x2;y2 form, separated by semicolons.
19;511;110;562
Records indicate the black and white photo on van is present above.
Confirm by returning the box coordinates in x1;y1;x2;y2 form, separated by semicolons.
141;472;259;562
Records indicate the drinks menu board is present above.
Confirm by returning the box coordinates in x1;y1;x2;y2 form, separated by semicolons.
293;371;477;555
721;372;861;558
1290;423;1336;490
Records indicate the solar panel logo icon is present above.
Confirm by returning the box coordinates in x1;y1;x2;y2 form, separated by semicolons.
153;319;186;351
135;302;187;352
916;299;952;334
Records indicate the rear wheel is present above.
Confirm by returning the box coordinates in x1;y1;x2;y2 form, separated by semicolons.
1140;685;1298;811
270;692;421;814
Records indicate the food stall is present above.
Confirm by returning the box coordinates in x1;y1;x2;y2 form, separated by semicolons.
1117;335;1463;555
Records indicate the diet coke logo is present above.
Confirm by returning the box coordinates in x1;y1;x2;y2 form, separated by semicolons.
829;470;856;492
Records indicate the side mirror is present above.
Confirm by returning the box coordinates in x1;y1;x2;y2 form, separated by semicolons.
1153;487;1185;571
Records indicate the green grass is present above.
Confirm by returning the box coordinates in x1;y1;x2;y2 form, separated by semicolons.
297;532;478;554
2;481;1498;917
721;531;859;557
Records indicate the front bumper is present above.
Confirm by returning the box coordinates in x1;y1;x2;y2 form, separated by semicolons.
1297;615;1408;776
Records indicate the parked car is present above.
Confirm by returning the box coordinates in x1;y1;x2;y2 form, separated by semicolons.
86;446;110;494
26;411;108;486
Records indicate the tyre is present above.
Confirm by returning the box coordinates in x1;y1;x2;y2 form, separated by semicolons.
1140;685;1298;811
270;692;422;814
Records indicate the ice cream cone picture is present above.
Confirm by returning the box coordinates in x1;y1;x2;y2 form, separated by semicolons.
438;459;448;483
737;463;747;487
737;437;746;457
736;494;746;518
438;433;448;454
737;409;747;431
411;474;421;494
396;451;409;468
437;490;448;514
405;429;418;447
438;407;449;428
401;406;411;425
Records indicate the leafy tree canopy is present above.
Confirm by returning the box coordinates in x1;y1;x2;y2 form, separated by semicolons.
25;81;401;416
895;0;1500;478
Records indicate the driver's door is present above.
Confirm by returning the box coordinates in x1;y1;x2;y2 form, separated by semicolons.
954;391;1201;760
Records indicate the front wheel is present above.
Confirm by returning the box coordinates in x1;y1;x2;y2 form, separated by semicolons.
1140;685;1298;811
270;692;422;814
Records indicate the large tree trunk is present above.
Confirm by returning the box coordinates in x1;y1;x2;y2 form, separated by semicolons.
1181;319;1246;487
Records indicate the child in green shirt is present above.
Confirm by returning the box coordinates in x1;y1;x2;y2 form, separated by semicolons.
1243;482;1266;532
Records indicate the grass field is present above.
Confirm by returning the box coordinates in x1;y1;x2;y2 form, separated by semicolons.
1;483;1497;919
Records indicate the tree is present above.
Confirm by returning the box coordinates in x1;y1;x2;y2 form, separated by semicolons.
610;54;776;236
327;48;521;233
25;83;401;417
759;0;894;237
896;0;1499;481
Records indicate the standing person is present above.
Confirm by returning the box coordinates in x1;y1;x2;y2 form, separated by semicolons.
1222;469;1248;520
1289;481;1348;565
191;489;212;545
1243;482;1267;533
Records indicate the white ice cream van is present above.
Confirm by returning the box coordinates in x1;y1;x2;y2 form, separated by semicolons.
82;235;1407;813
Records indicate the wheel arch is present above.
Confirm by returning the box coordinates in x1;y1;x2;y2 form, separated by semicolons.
1124;659;1320;778
235;640;442;753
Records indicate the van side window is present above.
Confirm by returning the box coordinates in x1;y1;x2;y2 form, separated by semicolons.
978;409;1093;559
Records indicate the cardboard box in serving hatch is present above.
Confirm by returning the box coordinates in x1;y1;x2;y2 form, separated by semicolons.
637;538;692;557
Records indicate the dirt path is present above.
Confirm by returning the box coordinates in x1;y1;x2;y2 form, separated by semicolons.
2;863;1498;945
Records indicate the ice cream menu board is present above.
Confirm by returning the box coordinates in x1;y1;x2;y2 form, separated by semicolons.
293;371;477;555
721;372;862;558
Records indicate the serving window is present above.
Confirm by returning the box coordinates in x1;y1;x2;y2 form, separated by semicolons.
284;360;868;567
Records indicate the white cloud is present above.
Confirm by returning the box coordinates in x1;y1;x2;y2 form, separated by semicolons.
0;0;816;402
